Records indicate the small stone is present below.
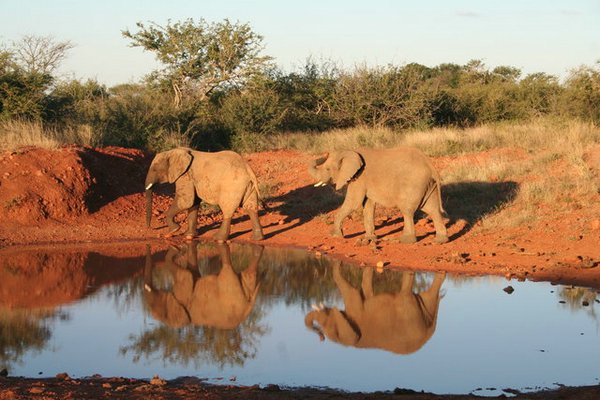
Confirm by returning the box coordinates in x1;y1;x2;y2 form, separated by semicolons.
56;372;70;380
278;219;285;225
503;286;515;294
102;383;112;388
29;388;44;394
582;301;590;307
150;375;167;386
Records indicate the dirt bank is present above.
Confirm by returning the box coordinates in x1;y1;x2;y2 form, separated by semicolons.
0;145;599;399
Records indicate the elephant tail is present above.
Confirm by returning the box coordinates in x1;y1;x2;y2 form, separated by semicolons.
244;163;270;211
434;170;446;215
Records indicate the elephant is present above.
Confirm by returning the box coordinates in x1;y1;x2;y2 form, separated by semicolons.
304;261;446;354
143;242;263;330
308;146;448;244
145;147;264;241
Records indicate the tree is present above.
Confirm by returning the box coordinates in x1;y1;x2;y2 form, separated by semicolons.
12;35;73;76
122;18;272;107
0;36;72;120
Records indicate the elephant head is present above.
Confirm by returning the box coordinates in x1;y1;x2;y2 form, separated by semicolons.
144;148;193;227
304;306;360;345
308;151;364;191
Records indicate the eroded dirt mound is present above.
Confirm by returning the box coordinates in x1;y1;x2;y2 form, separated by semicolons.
0;147;92;223
0;146;150;224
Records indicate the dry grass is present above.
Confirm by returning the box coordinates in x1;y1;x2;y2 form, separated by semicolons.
0;120;99;151
269;118;600;231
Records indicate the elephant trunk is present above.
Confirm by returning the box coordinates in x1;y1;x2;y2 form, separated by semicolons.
308;154;329;185
304;310;325;341
145;187;153;228
144;172;156;228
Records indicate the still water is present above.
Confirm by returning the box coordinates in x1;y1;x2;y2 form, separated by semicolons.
0;242;598;395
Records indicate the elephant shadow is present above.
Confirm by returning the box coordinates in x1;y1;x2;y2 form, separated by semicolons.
305;262;446;355
442;180;519;240
79;148;154;213
144;242;264;329
263;184;344;238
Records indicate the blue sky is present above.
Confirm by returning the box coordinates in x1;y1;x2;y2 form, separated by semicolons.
1;0;598;86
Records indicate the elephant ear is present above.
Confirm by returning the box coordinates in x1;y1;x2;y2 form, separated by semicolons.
167;148;193;183
327;308;360;346
335;151;363;190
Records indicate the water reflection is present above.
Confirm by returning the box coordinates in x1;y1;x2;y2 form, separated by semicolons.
120;243;267;367
305;262;445;354
0;243;599;393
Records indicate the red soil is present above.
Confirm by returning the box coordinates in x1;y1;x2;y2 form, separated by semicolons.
0;145;599;399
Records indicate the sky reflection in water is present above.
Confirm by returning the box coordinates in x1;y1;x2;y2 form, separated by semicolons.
0;242;598;395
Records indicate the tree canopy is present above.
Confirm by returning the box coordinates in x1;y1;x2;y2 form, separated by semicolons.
122;18;273;106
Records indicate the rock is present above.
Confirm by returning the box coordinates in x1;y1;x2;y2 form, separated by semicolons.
0;368;7;377
56;372;70;380
150;375;167;386
503;286;515;294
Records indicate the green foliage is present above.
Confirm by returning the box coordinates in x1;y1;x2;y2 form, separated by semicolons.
561;63;600;122
2;25;600;152
122;18;272;106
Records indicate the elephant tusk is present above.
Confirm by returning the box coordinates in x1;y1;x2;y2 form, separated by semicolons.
144;283;152;292
145;183;153;190
313;181;326;187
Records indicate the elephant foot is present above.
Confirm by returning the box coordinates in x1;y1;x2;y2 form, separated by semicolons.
331;229;344;238
163;226;181;238
212;232;229;243
251;230;264;241
184;233;197;241
434;234;449;244
399;234;417;244
357;236;377;246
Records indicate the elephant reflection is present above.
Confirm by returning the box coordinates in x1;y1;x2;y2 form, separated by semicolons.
144;242;263;329
305;262;445;354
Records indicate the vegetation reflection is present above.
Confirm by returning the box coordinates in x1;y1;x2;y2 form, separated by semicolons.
121;243;268;368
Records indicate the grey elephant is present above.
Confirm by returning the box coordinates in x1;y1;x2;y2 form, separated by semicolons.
145;147;264;241
305;262;445;354
308;146;448;244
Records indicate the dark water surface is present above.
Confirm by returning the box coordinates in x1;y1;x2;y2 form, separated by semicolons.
1;242;598;395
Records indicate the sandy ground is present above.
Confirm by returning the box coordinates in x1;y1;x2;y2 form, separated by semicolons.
0;145;599;399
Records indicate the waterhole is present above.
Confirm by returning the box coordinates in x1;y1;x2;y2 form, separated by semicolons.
0;242;598;395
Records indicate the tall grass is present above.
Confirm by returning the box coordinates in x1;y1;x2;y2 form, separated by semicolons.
0;120;99;151
265;118;600;230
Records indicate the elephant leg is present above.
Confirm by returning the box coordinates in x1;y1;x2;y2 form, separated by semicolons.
361;267;374;299
184;203;199;240
164;203;183;236
400;208;417;243
247;209;264;241
332;191;362;238
213;218;232;242
422;197;448;244
401;271;416;294
166;177;196;237
362;198;377;241
213;201;237;242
